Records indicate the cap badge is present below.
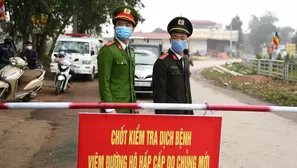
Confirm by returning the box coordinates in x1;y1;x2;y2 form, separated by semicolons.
124;8;131;14
178;19;184;25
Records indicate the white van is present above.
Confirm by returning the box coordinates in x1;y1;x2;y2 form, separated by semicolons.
50;33;105;81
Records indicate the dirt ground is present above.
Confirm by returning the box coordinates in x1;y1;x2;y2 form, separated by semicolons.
0;78;100;168
231;75;271;83
227;75;297;93
202;66;297;107
2;59;297;168
0;76;153;168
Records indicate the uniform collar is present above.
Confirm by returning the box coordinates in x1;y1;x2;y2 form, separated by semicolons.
170;48;182;60
115;36;128;50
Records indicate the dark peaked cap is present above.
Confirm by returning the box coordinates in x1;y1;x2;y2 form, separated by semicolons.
167;17;193;37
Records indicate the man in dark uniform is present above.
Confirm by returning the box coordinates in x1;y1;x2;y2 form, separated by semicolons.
98;5;139;114
20;41;38;69
0;36;15;69
152;16;193;115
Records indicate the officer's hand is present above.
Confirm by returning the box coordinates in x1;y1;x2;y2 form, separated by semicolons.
133;110;140;114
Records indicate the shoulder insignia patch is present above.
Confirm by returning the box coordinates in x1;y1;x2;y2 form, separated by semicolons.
159;53;169;60
117;43;123;51
105;41;115;47
172;54;177;60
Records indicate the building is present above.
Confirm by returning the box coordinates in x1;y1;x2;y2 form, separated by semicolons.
103;20;239;56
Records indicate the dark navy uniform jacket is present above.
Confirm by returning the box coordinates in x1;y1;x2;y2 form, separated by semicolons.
20;50;38;62
0;46;15;62
152;49;193;115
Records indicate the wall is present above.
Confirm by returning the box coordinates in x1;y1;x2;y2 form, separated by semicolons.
192;30;238;41
207;39;234;52
188;39;207;55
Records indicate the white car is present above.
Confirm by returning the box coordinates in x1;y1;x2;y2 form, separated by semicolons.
134;50;158;94
50;33;104;81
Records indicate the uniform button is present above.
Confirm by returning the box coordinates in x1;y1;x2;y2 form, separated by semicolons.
121;62;123;64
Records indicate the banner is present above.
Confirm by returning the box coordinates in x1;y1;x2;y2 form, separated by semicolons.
77;113;222;168
286;43;296;56
0;0;6;22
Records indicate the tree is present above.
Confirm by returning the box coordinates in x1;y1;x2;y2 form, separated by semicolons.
248;11;278;54
292;32;297;44
277;26;295;44
225;15;243;50
152;28;166;33
76;0;145;35
0;0;145;62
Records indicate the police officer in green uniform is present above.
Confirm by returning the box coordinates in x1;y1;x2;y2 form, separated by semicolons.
98;5;139;114
152;17;194;115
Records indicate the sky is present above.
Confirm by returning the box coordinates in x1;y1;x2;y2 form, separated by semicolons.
102;0;297;37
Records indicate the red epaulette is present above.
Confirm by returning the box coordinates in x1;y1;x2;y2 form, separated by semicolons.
159;53;169;60
105;41;115;47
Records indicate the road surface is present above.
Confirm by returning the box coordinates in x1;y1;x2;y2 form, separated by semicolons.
1;59;297;168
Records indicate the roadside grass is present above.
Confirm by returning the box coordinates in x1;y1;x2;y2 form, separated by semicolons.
201;67;231;80
222;62;255;75
201;65;297;106
191;56;224;61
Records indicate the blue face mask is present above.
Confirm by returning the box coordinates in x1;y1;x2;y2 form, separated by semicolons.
171;40;187;53
115;26;132;40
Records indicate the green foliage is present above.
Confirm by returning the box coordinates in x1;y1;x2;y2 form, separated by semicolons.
277;26;295;44
202;67;297;106
256;54;262;59
224;62;255;75
226;15;243;49
247;11;295;54
248;11;278;54
201;68;231;80
0;0;145;61
276;53;283;60
76;0;145;35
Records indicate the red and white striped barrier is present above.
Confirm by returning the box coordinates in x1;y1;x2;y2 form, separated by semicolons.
0;102;296;112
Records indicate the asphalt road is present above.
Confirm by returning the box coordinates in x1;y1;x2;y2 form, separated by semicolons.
1;58;297;168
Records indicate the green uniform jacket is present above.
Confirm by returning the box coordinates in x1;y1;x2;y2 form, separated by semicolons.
97;38;136;113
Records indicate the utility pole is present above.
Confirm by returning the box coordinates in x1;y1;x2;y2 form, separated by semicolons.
230;24;232;58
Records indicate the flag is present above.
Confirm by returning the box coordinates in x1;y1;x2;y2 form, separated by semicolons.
273;31;280;47
269;31;280;54
0;0;6;22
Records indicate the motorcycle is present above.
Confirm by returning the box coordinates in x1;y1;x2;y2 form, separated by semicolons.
54;54;78;95
0;57;46;102
23;57;44;70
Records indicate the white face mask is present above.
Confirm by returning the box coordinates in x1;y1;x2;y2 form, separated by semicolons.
26;46;32;50
59;51;65;55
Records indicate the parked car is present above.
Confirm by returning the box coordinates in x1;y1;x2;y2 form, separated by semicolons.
134;50;158;94
130;43;162;57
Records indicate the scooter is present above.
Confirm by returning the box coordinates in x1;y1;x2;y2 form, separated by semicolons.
22;57;44;70
0;57;46;102
54;54;78;95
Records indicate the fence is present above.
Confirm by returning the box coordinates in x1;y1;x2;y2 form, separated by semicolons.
242;57;297;82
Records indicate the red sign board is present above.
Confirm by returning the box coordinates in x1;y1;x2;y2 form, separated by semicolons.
77;113;222;168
